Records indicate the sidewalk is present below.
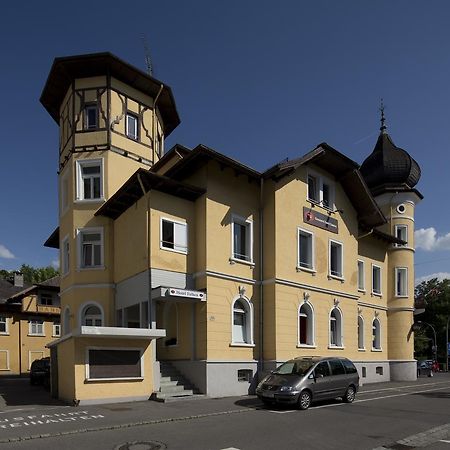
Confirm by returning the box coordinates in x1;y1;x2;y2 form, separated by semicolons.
1;373;449;444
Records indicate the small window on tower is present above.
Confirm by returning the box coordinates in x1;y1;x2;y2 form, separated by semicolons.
84;104;98;130
126;113;139;140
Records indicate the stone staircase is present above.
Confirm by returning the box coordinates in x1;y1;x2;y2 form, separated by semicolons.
152;361;202;402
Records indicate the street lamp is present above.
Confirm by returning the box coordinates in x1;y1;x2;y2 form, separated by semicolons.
417;321;438;364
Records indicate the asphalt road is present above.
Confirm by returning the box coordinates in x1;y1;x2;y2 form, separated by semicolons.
1;374;450;450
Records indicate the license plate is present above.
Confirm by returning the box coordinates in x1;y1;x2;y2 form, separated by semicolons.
263;392;275;398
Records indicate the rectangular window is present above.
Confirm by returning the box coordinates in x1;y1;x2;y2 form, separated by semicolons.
161;218;188;254
126;113;139;140
396;267;408;297
232;216;253;263
53;322;61;337
372;265;382;295
329;240;343;278
78;228;103;268
395;225;408;247
0;316;7;334
307;172;335;209
237;369;253;382
76;159;103;201
357;260;365;291
87;349;142;380
84;104;98;130
376;366;384;375
62;236;70;275
298;228;314;270
39;293;53;306
29;320;44;336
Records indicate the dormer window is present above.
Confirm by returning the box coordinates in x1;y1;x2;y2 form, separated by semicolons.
307;172;335;210
84;104;98;130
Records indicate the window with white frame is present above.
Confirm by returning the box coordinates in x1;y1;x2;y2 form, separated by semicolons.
396;267;408;297
82;305;103;326
372;265;382;295
0;316;8;334
357;260;365;291
298;228;314;270
329;308;343;347
232;298;253;344
53;321;61;337
358;315;364;350
307;172;335;209
161;218;188;253
372;318;381;350
76;159;103;201
29;320;44;336
62;236;70;275
126;112;139;140
84;104;98;130
298;302;314;346
231;216;253;263
329;240;343;278
394;225;408;247
79;228;103;268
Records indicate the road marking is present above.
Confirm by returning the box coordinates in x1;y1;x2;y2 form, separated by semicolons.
360;380;450;395
439;440;450;444
220;448;241;450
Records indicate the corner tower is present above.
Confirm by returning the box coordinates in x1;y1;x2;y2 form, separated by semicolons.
40;54;178;403
360;108;422;381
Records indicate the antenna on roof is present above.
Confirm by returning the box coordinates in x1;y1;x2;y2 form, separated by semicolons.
141;34;153;76
379;98;387;134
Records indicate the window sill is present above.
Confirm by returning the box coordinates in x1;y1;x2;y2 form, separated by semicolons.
74;198;105;204
0;333;9;336
229;257;255;268
297;344;316;349
371;292;382;298
160;245;188;255
0;369;11;371
28;334;45;337
358;289;366;293
371;348;383;352
328;345;345;350
52;335;61;338
358;348;366;352
296;266;316;275
395;295;409;299
229;342;255;348
77;266;105;271
328;275;345;283
85;377;144;382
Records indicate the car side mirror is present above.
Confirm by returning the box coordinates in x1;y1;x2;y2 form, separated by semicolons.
308;373;315;380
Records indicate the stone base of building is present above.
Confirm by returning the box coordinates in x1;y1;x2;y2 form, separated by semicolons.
389;360;417;381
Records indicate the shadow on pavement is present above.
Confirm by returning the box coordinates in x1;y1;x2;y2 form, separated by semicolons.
234;396;343;410
0;377;64;407
412;391;450;399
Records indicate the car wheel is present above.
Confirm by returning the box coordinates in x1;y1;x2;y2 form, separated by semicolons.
298;390;312;410
343;385;356;403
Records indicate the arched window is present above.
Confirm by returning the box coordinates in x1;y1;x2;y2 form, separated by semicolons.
329;308;343;347
63;306;70;335
298;302;314;346
232;298;253;344
82;304;103;326
358;315;364;350
372;318;381;350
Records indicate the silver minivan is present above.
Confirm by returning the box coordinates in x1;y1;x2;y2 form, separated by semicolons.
256;356;359;410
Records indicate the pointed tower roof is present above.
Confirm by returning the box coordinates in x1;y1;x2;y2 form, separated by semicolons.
360;104;421;197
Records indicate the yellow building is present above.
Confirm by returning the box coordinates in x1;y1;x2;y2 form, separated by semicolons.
0;274;60;376
42;53;422;405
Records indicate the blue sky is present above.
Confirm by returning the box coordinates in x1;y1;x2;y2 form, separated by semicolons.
0;0;449;283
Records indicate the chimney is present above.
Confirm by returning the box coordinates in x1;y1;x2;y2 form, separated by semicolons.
13;272;24;288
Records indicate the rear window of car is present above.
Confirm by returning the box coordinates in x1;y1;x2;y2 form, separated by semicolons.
342;359;357;374
329;359;346;375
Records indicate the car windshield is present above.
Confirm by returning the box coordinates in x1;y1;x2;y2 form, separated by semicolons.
274;360;315;376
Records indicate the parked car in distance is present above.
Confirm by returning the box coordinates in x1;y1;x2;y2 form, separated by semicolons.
256;356;359;410
30;357;50;387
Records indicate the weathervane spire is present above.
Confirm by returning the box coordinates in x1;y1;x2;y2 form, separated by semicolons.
379;98;387;134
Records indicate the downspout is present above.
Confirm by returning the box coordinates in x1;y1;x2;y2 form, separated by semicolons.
258;178;264;377
152;84;164;162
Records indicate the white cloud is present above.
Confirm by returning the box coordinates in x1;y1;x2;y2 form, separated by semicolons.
51;259;60;269
415;272;450;285
415;227;450;251
0;244;15;259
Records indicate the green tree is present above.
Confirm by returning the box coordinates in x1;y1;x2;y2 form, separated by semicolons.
0;264;59;284
414;278;450;364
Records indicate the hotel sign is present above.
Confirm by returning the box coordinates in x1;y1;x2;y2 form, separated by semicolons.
168;288;205;300
303;207;338;234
